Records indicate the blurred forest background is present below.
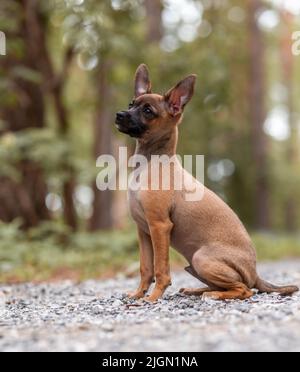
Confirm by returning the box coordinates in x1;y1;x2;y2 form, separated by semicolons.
0;0;300;282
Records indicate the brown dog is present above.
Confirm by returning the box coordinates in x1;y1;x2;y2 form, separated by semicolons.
115;64;299;302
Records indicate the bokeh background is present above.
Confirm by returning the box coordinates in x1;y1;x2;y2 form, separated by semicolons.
0;0;300;283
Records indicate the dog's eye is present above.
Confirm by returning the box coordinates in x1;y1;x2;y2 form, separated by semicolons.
143;107;153;115
128;101;135;109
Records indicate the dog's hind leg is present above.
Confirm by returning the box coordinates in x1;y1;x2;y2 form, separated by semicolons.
179;287;212;296
191;252;254;301
202;284;254;301
179;266;215;296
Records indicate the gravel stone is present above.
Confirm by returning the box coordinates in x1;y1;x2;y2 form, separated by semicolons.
1;260;300;352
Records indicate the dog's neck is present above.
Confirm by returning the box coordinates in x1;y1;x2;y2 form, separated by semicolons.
135;127;178;160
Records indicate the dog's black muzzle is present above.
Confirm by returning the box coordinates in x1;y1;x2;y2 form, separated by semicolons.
115;111;130;126
115;111;148;138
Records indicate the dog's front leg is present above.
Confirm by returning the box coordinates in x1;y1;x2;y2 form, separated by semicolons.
143;220;173;303
128;228;154;299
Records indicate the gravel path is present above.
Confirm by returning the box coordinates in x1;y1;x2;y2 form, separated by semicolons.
1;260;300;352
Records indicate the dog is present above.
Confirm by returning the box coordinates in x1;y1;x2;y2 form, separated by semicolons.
115;64;299;302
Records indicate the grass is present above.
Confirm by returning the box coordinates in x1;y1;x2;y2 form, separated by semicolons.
0;224;139;283
0;222;300;283
253;233;300;261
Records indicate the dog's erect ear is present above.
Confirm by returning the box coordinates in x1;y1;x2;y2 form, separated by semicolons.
134;64;152;98
164;75;197;116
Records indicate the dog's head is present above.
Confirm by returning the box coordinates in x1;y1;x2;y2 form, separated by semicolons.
115;64;197;139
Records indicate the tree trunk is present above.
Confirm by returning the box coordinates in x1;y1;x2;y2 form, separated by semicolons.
280;11;297;232
144;0;163;43
0;0;77;229
248;0;270;230
0;0;50;228
52;84;78;231
89;61;114;231
23;0;78;230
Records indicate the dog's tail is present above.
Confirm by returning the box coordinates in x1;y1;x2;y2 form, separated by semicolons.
255;277;299;296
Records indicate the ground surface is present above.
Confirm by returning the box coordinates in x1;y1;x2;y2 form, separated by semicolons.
1;260;300;352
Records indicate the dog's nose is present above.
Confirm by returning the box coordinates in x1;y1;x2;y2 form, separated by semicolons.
116;111;127;123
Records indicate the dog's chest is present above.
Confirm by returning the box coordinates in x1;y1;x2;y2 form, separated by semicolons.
128;188;149;230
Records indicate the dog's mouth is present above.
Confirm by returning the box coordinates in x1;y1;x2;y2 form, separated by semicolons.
115;121;128;133
115;120;132;136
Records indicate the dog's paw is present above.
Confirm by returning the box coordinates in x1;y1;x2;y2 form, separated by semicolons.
179;288;193;295
179;287;210;296
141;295;159;304
202;292;219;302
127;290;144;300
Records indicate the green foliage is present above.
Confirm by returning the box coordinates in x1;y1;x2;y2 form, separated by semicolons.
253;233;300;261
11;66;43;84
0;129;74;182
0;221;139;282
